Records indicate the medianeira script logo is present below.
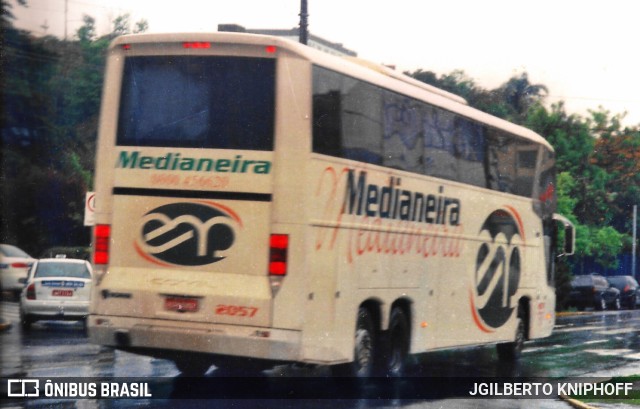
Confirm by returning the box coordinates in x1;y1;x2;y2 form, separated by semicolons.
470;207;524;333
134;202;242;266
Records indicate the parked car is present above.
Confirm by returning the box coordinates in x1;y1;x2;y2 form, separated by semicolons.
568;274;621;311
0;244;36;298
19;257;93;329
40;247;91;261
607;276;640;310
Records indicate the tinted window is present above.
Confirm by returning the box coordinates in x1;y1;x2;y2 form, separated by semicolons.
313;67;383;164
312;66;544;199
117;56;275;150
35;262;91;279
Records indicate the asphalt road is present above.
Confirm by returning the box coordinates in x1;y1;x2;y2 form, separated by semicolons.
2;300;640;408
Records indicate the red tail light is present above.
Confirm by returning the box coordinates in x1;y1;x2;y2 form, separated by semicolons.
26;283;36;300
624;285;631;292
269;234;289;276
94;224;111;265
183;42;211;49
11;262;29;268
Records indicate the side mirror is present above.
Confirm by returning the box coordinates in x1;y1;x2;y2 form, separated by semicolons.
553;213;575;257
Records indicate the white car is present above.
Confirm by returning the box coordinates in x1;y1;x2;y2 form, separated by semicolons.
0;244;36;298
20;257;93;329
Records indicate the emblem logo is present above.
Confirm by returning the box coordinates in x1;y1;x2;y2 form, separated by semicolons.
136;202;241;266
471;207;524;331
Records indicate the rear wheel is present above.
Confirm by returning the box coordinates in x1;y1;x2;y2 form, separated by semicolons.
612;297;621;311
386;308;410;377
334;307;378;377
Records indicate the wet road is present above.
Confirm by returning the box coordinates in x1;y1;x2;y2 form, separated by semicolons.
2;300;640;408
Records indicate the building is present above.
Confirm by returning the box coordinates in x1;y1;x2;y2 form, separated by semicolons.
218;24;357;57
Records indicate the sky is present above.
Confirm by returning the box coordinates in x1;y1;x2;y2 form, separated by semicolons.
10;0;640;127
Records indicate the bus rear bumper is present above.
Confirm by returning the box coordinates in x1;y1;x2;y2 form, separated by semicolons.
88;314;302;362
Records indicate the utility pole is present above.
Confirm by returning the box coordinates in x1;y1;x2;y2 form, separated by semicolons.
64;0;68;40
299;0;309;45
633;205;637;279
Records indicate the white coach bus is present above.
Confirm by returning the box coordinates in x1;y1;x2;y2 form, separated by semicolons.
89;32;574;376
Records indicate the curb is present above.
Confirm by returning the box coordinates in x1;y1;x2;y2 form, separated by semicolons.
560;395;600;409
556;311;593;317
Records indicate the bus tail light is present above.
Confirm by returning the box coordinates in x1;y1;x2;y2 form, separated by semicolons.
26;283;36;300
183;42;211;49
269;234;289;297
94;224;111;265
269;234;289;276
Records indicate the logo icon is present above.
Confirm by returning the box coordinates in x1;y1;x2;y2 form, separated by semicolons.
7;379;40;397
471;207;524;332
136;202;241;266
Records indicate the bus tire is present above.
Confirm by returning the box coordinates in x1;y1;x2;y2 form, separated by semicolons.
496;316;525;361
386;308;410;377
173;356;212;376
334;307;378;377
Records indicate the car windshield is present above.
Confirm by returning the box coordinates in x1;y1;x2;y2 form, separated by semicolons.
609;277;636;287
0;244;31;258
34;262;91;279
572;276;592;286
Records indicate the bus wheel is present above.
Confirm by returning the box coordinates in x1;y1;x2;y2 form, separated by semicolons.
173;356;211;376
497;316;525;361
386;308;409;377
353;307;377;377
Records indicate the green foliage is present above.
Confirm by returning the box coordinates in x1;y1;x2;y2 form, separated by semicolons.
409;70;635;273
0;10;635;278
1;11;147;253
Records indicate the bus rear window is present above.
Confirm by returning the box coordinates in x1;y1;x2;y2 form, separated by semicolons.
117;56;275;150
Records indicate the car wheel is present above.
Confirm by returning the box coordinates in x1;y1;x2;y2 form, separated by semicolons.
386;308;410;377
613;297;621;310
19;309;33;331
13;290;22;301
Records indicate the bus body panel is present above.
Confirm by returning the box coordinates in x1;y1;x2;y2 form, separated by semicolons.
90;32;561;369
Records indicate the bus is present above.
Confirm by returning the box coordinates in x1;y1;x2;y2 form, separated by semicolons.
89;32;575;376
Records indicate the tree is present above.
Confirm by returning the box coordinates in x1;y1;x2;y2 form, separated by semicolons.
134;19;149;34
499;72;548;121
112;13;130;37
77;15;96;43
589;108;640;233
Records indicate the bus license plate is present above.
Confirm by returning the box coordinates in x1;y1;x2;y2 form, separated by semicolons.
52;289;73;297
165;297;199;313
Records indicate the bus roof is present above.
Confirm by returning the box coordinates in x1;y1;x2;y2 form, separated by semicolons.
111;32;554;152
